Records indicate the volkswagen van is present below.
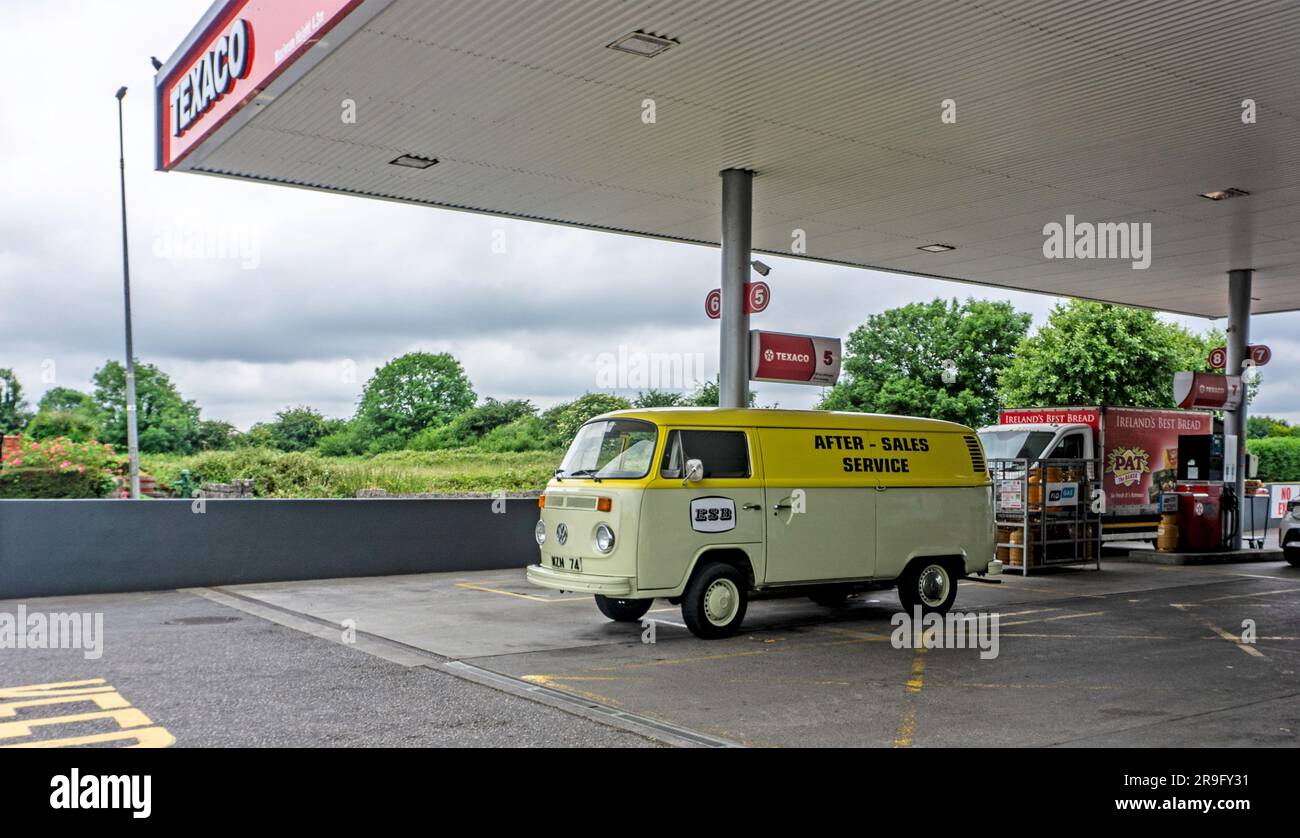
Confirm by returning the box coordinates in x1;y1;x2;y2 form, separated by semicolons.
527;408;999;638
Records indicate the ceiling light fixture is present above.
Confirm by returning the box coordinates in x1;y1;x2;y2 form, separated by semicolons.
918;244;955;253
389;154;438;170
606;31;678;58
1199;188;1250;201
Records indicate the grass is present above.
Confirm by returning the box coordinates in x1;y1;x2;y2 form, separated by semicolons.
141;447;563;498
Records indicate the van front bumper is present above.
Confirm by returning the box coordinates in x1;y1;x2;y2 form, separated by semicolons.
526;564;634;596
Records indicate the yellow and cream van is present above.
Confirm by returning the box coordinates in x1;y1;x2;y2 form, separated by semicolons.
527;408;999;638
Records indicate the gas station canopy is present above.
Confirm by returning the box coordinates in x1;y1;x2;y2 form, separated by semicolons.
158;0;1300;317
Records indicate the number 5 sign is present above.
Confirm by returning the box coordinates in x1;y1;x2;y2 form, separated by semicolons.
750;330;842;386
706;282;772;319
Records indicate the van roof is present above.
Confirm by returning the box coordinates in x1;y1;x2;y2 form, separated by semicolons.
596;407;975;433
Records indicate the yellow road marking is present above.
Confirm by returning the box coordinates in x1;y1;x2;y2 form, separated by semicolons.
1000;611;1105;627
520;675;625;706
1171;604;1266;658
0;708;151;739
893;648;928;748
1009;585;1107;599
4;727;175;748
999;632;1171;640
0;679;174;748
1201;587;1300;603
454;582;586;602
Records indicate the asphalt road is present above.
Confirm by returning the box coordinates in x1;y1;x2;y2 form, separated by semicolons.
0;589;655;747
4;560;1299;748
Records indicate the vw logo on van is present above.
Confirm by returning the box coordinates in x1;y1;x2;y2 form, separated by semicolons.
555;523;568;545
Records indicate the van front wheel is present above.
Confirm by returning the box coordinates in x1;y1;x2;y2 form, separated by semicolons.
594;596;653;622
897;560;959;615
682;563;748;639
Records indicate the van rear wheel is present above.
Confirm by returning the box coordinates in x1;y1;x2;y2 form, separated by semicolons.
682;563;748;639
594;596;653;622
897;560;959;615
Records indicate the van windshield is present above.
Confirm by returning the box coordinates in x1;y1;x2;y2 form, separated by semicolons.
978;430;1056;461
557;419;658;479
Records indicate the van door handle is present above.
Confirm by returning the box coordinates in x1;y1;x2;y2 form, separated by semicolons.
742;503;762;511
772;502;792;512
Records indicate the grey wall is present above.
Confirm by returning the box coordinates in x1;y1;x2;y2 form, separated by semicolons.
0;498;538;600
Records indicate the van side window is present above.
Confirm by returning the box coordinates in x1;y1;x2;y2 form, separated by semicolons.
660;430;751;479
1054;433;1084;459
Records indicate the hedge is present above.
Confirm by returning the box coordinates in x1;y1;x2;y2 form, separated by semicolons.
0;468;115;499
1246;437;1300;483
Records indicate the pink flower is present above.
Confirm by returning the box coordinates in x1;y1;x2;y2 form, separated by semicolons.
12;458;21;466
77;466;86;473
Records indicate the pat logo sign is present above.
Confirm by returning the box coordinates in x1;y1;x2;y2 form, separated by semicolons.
690;497;736;533
170;19;253;138
1108;446;1150;488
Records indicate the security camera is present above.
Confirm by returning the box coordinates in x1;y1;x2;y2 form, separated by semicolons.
750;260;771;277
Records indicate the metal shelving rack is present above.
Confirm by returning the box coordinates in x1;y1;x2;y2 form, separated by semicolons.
990;457;1103;575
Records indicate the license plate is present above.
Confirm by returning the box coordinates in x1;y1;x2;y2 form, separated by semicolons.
550;556;582;572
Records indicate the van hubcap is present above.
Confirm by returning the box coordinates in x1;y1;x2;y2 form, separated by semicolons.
703;579;740;626
918;565;950;607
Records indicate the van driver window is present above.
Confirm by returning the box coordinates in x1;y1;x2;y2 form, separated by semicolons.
660;430;751;479
1054;434;1084;459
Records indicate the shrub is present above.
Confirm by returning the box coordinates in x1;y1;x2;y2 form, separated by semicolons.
1247;437;1300;483
410;399;536;450
540;393;632;447
0;436;122;498
0;468;113;498
25;410;97;442
479;416;551;452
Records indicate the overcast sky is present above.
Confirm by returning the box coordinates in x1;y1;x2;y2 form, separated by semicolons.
2;1;1298;431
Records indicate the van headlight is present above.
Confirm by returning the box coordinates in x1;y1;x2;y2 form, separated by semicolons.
595;523;615;554
534;520;546;546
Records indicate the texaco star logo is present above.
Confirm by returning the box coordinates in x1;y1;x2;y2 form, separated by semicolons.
764;349;775;362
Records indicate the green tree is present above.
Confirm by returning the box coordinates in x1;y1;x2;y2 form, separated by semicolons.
686;377;757;408
25;410;98;442
541;393;633;446
27;386;100;441
1248;415;1294;439
999;300;1224;410
356;352;476;441
819;298;1031;427
634;389;687;408
92;360;202;454
38;386;97;415
410;398;536;450
194;419;238;451
0;369;31;433
258;406;339;452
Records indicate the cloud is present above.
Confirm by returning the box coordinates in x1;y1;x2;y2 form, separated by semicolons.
2;1;1298;431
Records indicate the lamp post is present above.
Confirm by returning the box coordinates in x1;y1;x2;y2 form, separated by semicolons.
115;86;141;500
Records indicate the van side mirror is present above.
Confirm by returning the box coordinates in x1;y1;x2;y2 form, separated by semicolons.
683;459;704;485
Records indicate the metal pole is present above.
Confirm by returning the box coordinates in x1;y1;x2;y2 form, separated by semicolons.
1226;268;1252;549
719;169;753;409
116;87;141;500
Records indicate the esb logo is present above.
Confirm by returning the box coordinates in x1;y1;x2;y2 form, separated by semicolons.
690;497;736;533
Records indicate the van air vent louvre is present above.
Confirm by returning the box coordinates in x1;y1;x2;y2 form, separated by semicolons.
963;435;986;473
